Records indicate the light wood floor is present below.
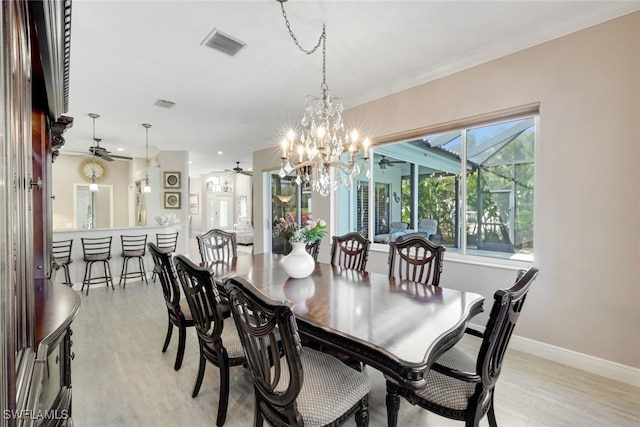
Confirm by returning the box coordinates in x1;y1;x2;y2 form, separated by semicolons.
71;253;640;426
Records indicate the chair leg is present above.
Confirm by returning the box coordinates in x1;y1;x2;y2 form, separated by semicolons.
82;261;93;295
487;393;497;427
385;381;401;427
102;260;114;290
175;324;186;371
355;395;370;426
254;394;263;427
138;257;148;284
119;257;129;288
62;265;72;287
192;352;206;398
162;318;173;353
216;362;230;426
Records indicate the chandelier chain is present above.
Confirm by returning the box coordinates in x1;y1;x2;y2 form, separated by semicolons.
280;2;325;56
279;2;328;91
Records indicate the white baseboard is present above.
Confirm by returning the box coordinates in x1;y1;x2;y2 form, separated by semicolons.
467;322;640;387
509;334;640;387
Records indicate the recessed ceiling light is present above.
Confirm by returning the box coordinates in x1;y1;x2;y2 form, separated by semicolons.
189;161;193;164
218;151;223;155
117;148;124;152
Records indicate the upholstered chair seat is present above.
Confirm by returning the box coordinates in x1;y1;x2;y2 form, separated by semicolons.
202;317;245;360
123;249;145;257
84;253;108;261
385;345;477;414
275;347;371;426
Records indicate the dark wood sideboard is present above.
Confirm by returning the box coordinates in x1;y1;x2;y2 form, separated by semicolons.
25;280;80;427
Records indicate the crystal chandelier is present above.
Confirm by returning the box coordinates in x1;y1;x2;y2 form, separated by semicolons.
142;123;152;193
276;0;370;196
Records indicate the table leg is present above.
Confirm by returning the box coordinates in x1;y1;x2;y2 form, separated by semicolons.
386;381;400;427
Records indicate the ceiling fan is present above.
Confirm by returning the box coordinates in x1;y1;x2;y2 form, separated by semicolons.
378;155;405;169
226;161;253;176
87;113;132;162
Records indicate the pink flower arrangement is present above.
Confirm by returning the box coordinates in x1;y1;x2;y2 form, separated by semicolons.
274;214;327;243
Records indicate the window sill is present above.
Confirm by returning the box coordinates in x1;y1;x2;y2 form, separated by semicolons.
370;242;534;271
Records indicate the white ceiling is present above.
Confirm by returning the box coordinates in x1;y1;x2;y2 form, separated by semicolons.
61;0;640;177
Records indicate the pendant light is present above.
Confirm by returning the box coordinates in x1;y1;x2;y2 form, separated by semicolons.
89;113;100;192
142;123;152;193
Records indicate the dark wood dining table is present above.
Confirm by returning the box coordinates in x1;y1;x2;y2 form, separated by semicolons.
204;253;484;423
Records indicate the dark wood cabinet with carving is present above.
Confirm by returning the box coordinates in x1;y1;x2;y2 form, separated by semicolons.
1;1;75;427
31;280;80;427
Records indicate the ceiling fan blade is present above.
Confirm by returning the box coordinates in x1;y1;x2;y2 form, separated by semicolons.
95;151;114;161
240;170;253;176
109;154;132;160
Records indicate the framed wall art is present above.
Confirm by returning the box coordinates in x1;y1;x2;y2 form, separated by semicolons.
164;171;181;189
164;192;181;209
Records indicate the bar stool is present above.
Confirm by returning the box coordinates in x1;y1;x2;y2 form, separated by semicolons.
119;234;148;288
51;239;74;286
152;232;178;282
81;236;114;295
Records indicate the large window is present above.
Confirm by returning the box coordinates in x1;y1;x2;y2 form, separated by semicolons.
338;116;535;261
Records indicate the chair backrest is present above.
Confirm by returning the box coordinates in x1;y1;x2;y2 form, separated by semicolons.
330;232;370;271
156;232;179;253
224;276;304;424
52;239;73;264
148;242;181;312
120;234;147;256
81;236;112;259
477;267;539;390
305;239;321;261
388;235;445;286
197;229;237;263
173;255;227;346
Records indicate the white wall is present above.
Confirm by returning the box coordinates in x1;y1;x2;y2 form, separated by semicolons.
255;13;640;369
52;154;132;229
351;12;640;369
158;151;189;256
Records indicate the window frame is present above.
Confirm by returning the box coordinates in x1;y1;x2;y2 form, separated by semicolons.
343;105;538;267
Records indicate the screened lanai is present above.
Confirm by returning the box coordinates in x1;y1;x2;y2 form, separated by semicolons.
368;116;535;259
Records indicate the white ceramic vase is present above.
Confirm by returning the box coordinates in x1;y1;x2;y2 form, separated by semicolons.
283;242;315;279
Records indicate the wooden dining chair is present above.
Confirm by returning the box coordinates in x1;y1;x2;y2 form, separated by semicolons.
305;239;321;261
330;232;370;271
385;267;540;427
147;242;194;371
173;254;246;427
388;234;445;286
197;229;237;264
223;275;371;427
152;231;179;282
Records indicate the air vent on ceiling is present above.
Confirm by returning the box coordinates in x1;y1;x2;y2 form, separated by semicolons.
201;28;247;57
154;99;176;109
